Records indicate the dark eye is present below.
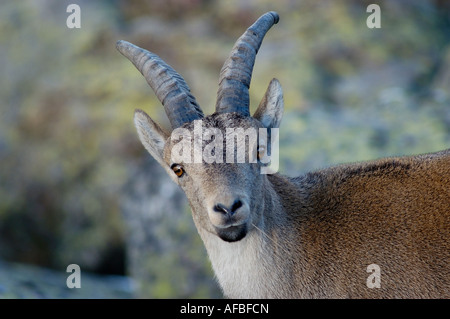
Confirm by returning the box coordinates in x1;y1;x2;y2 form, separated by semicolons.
171;164;185;177
257;145;266;161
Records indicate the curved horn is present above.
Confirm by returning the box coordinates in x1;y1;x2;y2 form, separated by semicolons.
116;40;204;129
215;11;279;116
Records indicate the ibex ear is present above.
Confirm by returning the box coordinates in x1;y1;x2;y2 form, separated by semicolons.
253;78;284;129
134;109;169;167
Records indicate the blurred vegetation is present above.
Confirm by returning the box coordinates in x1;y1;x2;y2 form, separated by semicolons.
0;0;448;298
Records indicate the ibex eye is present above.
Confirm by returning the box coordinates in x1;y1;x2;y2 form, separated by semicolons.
257;145;266;161
171;164;185;177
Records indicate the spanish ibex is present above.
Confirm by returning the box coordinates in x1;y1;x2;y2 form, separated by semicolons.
117;12;450;298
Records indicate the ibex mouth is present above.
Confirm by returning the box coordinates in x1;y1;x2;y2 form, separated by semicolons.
215;224;248;242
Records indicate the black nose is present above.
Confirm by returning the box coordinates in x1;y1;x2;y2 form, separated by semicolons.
213;199;243;216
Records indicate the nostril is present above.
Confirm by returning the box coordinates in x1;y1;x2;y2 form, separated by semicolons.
231;200;243;213
213;203;229;215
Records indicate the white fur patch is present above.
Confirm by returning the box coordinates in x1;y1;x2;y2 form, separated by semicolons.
199;227;280;298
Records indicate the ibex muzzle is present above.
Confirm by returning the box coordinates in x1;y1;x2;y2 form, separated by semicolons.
211;196;249;242
117;12;450;298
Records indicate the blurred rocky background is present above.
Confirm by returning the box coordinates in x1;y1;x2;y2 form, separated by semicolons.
0;0;448;298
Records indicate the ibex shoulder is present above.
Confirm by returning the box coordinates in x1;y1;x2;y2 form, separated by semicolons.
269;148;450;220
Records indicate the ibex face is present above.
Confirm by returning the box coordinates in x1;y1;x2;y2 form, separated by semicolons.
118;12;282;243
160;113;271;243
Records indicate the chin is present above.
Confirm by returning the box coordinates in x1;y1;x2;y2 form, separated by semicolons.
215;224;248;242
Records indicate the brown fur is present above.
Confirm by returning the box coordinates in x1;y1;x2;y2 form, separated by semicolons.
267;149;450;298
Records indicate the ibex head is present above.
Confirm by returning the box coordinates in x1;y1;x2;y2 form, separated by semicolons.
117;12;282;242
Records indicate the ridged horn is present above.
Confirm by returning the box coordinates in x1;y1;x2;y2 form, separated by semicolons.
116;40;204;129
215;11;279;116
